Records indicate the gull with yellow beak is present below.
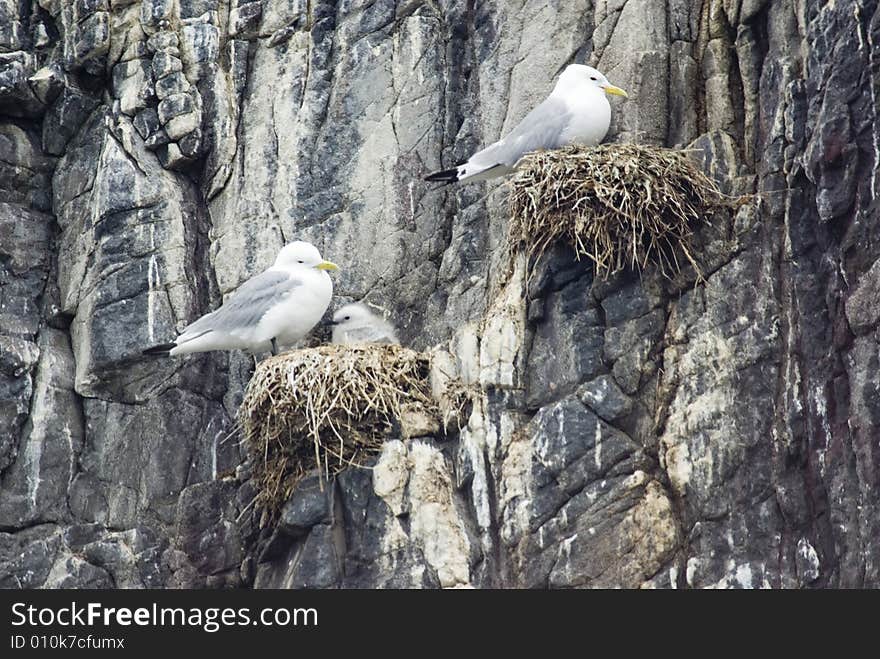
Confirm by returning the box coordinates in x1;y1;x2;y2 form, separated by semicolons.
425;64;627;184
143;241;339;356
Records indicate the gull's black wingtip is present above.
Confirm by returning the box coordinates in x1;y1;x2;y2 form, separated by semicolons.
424;167;459;184
142;343;175;356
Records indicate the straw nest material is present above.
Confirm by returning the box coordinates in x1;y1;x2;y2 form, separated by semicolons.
507;144;741;281
240;344;468;524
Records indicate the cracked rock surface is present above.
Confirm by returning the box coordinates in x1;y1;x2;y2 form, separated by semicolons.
1;0;879;588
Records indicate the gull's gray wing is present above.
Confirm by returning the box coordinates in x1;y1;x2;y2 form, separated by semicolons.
469;96;572;169
179;270;302;342
356;321;399;344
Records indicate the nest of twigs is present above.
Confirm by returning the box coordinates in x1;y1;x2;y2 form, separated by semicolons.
240;344;466;524
508;144;740;281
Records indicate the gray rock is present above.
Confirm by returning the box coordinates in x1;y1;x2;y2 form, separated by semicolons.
112;58;154;116
845;257;880;335
141;0;176;36
0;329;82;528
0;127;55;474
178;126;201;153
162;104;200;141
116;39;150;64
147;30;179;53
133;106;160;140
668;41;699;146
526;267;604;409
0;51;42;115
279;475;331;537
600;279;662;326
25;64;65;107
154;71;189;100
61;6;111;72
175;480;242;578
689;129;747;196
43;557;114;589
156;140;190;168
42;84;100;155
229;2;262;38
604;308;666;394
0;374;32;473
267;24;299;48
0;521;166;589
578;374;634;421
796;537;820;585
513;395;675;587
0;0;26;52
157;91;193;124
144;127;170;149
254;524;342;589
0;525;61;588
151;51;183;79
181;21;220;71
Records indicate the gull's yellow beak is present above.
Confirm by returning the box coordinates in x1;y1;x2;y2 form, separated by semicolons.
603;85;628;98
316;260;339;271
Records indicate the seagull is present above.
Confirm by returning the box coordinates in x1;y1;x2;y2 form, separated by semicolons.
424;64;627;184
330;303;399;345
143;241;338;356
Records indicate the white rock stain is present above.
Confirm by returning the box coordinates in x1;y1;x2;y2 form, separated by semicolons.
854;5;880;201
24;432;42;506
811;383;832;476
147;224;159;343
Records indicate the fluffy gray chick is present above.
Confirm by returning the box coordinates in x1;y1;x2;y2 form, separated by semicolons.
330;303;399;345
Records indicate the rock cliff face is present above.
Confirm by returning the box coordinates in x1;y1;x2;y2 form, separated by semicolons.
1;0;879;588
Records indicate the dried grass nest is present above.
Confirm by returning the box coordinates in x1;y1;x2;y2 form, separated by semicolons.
507;144;745;281
240;344;469;524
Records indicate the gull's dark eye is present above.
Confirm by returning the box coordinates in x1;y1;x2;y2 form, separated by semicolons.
298;260;304;263
590;76;598;81
344;316;350;321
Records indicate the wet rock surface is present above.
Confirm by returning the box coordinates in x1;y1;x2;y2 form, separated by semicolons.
1;0;879;588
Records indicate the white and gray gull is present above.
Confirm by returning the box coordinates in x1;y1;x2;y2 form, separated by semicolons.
143;241;338;356
424;65;627;185
330;303;399;345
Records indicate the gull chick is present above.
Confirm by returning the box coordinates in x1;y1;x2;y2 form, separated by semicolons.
330;303;399;345
425;65;627;184
144;241;338;356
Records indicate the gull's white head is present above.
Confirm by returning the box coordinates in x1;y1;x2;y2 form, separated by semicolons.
557;64;628;98
331;303;376;328
274;241;339;271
